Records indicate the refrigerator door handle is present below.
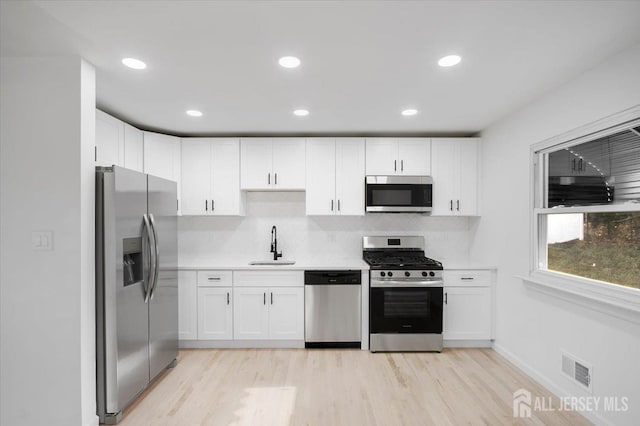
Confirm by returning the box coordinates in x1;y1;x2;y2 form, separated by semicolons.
142;214;156;303
148;213;160;300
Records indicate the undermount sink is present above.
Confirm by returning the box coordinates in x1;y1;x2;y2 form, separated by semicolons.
249;260;296;266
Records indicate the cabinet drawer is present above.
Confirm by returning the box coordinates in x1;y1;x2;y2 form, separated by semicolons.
233;270;303;287
197;270;233;287
444;270;491;287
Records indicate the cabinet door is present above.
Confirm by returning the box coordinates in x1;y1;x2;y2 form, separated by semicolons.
305;138;336;215
233;287;269;340
178;271;198;340
198;287;233;340
273;138;306;190
458;139;479;215
335;138;365;215
241;138;273;190
123;122;144;172
96;109;124;167
144;132;181;211
180;139;211;215
365;138;398;175
398;138;431;175
443;287;491;340
211;139;242;215
268;287;304;340
431;140;458;216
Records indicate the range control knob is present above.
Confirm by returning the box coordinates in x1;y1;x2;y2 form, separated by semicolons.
405;271;411;277
388;272;393;277
380;272;386;277
429;271;435;277
422;271;428;277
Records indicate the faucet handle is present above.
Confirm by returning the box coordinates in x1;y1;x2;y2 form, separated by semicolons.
275;251;283;260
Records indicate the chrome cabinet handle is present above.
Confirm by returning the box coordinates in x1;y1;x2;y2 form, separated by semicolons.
445;292;448;304
212;200;214;211
270;292;273;305
263;292;266;305
461;277;474;281
268;173;271;185
394;160;397;172
227;292;230;305
450;200;453;211
331;200;334;211
207;277;221;281
205;200;208;211
456;200;460;211
401;160;404;172
275;173;278;185
338;200;341;211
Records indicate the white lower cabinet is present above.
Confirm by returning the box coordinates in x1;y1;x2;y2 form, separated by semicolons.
198;287;233;340
443;270;493;341
233;287;270;340
233;286;304;340
178;271;198;340
267;287;304;339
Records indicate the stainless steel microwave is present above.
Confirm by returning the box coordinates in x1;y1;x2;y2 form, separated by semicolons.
365;176;433;213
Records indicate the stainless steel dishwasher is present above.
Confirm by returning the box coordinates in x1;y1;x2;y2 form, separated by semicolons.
304;270;361;348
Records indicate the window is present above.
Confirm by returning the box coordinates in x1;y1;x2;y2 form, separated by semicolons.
533;116;640;291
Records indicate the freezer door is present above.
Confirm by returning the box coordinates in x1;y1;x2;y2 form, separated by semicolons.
147;174;179;380
96;166;151;421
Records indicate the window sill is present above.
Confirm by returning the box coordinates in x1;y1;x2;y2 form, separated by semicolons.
518;272;640;324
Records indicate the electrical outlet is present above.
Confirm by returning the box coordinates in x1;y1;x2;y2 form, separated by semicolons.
32;231;53;251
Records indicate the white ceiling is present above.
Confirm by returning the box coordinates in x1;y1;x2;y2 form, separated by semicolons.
2;1;640;136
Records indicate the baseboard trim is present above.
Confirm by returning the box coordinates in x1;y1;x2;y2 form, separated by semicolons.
84;414;99;426
444;339;492;348
179;340;304;349
493;343;611;426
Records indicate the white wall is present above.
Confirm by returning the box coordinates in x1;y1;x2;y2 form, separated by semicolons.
179;192;474;266
471;43;640;425
0;57;97;426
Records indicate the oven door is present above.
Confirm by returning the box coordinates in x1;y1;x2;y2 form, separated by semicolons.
370;286;443;334
365;176;432;213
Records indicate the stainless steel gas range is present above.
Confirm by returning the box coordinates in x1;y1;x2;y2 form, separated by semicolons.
363;236;444;352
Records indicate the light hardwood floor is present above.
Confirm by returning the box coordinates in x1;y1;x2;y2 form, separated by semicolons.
119;348;590;425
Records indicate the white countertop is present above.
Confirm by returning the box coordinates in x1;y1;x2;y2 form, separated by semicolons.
178;258;496;271
178;256;370;271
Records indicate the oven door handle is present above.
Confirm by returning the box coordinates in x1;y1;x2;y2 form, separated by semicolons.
370;280;444;288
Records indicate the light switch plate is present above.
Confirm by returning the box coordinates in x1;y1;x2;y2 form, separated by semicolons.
32;231;53;251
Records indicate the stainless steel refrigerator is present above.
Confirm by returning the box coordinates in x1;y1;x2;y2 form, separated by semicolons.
96;166;178;424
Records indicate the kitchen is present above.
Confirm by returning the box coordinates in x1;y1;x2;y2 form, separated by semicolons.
2;2;640;426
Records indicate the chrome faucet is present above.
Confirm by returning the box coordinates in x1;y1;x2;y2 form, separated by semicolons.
270;225;283;261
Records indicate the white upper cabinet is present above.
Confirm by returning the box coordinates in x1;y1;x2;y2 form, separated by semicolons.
365;138;431;175
431;138;480;216
95;109;124;167
306;138;365;215
123;123;144;172
143;131;181;210
181;138;243;216
241;138;305;190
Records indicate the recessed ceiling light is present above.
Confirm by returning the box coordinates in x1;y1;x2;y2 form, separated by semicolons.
401;109;418;116
121;57;147;70
279;56;301;68
438;55;461;67
186;110;203;117
293;109;309;117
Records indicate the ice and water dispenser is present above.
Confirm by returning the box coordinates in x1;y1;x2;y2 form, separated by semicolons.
123;237;143;286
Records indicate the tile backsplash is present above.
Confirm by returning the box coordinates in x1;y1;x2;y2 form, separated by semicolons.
179;192;474;265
